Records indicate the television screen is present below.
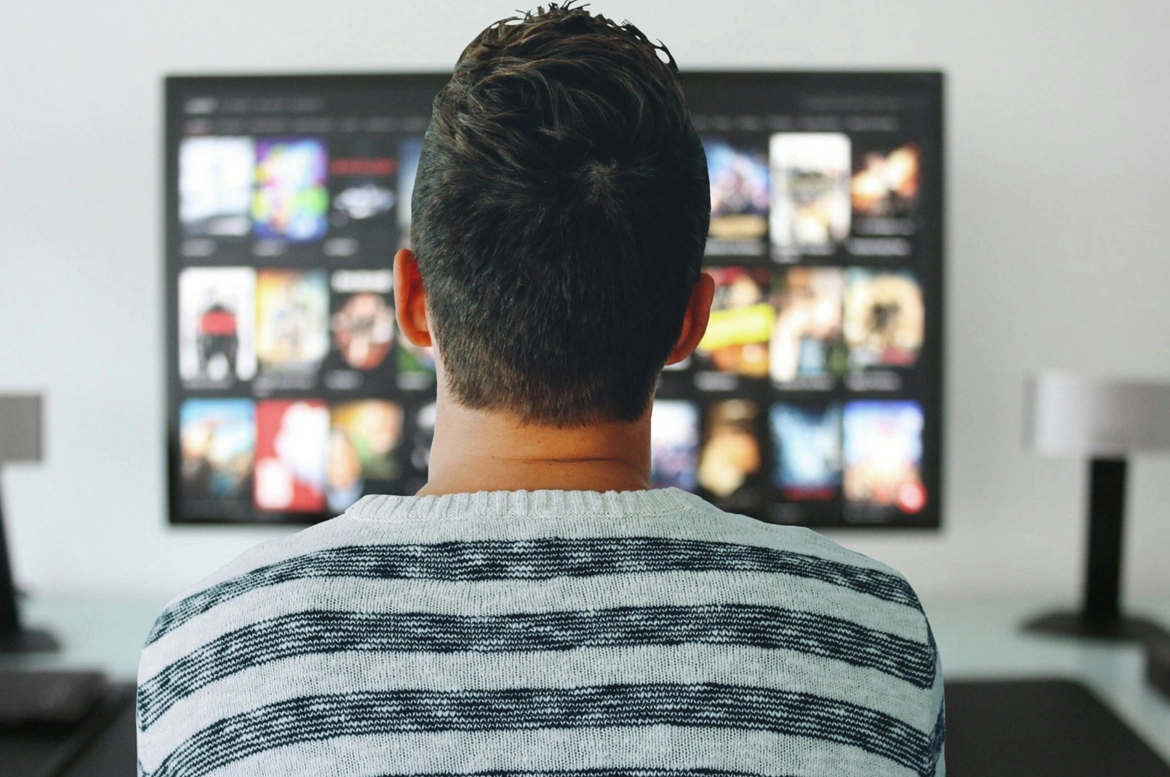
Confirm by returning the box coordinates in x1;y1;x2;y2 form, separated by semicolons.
166;72;944;527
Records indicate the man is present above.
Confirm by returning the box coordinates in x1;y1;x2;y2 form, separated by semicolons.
138;5;945;776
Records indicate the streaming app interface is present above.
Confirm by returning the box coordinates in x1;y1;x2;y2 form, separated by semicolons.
168;73;943;527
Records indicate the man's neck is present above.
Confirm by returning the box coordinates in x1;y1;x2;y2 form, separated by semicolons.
416;392;652;497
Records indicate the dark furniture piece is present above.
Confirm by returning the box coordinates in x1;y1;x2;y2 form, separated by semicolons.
946;678;1170;777
0;682;134;777
4;678;1168;776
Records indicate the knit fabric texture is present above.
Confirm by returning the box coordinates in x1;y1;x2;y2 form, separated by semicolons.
137;488;945;777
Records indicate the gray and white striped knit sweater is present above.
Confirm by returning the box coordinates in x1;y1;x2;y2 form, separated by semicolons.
137;488;945;777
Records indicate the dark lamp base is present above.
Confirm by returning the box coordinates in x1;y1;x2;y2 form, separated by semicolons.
0;626;61;653
1148;639;1170;702
1023;611;1170;645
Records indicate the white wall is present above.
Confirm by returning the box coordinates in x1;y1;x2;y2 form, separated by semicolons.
2;0;1168;603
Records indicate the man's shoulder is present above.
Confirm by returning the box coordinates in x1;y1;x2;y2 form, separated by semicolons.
696;508;933;650
140;514;357;662
666;494;928;614
142;491;930;651
137;492;944;777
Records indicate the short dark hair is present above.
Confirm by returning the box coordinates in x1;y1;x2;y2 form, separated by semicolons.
411;3;710;426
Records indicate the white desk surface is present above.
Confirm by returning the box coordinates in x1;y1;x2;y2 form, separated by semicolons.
5;594;1170;764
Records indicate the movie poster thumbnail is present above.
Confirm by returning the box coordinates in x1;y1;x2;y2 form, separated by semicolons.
650;400;699;491
254;399;330;513
178;267;257;387
407;400;437;477
402;400;439;491
255;269;330;383
397;328;436;390
704;137;769;257
697;399;765;512
694;267;773;381
769;267;846;388
325;269;395;391
179;399;255;517
397;136;424;247
843;268;924;371
842;400;926;514
326;137;399;259
327;400;404;513
769;133;851;258
252;138;330;243
770;403;842;502
179;136;255;239
851;141;921;224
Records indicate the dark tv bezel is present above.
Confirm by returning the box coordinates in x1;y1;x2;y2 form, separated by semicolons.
163;71;945;530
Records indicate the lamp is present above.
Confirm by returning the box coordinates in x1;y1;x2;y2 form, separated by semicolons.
1022;371;1170;643
0;393;58;652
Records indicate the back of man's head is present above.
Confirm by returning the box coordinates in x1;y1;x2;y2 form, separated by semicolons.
411;3;710;427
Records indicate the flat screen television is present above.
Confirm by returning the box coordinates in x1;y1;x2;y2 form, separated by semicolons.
165;71;944;528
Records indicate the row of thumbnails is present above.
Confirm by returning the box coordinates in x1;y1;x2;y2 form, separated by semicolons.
177;263;928;395
178;132;925;261
178;396;927;520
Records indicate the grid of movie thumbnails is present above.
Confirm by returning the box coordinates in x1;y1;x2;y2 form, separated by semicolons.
170;82;938;526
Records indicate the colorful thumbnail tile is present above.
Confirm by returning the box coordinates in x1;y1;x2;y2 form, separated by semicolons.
254;399;330;513
650;400;699;491
179;399;255;504
695;266;773;378
770;267;846;385
852;142;921;219
397;136;424;238
178;267;257;385
327;400;403;513
252;138;329;241
698;400;762;500
769;133;851;254
179;136;255;237
843;268;924;370
409;402;437;474
705;138;769;242
329;144;397;223
770;403;842;500
842;400;926;512
255;269;330;372
330;269;395;371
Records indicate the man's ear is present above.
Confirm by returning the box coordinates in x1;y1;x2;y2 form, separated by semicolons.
666;272;715;365
394;248;432;348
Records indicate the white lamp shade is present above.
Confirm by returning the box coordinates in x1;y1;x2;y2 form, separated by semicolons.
1024;372;1170;457
0;394;43;464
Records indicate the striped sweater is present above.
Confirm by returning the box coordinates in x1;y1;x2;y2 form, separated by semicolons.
137;488;945;777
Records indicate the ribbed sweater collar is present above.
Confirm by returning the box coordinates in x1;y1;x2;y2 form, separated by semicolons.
346;487;704;523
